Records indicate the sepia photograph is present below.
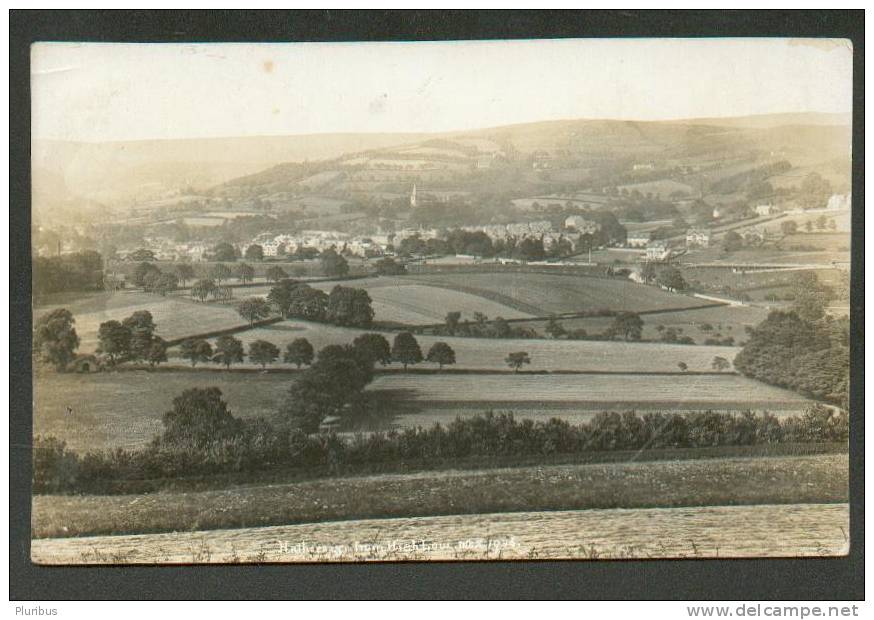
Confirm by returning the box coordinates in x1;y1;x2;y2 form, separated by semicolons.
27;35;853;567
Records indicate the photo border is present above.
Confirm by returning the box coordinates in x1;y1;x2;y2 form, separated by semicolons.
9;9;865;600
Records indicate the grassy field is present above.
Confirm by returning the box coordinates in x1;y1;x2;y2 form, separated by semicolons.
31;453;848;539
207;319;741;371
34;368;812;451
35;290;245;352
520;304;770;343
404;272;701;316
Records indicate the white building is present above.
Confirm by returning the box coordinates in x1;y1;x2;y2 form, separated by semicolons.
626;232;651;248
685;228;712;248
646;241;671;262
564;215;601;235
827;193;851;211
755;204;775;217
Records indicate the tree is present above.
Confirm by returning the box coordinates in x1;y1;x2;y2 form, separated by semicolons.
237;297;271;325
326;285;374;327
284;338;315;368
473;312;488;326
711;356;731;372
799;172;832;210
505;351;531;373
677;361;688;372
212;335;245;369
282;350;375;432
266;266;288;283
444;311;462;336
491;316;511;338
154;272;179;296
804;220;814;233
236;262;255;284
722;231;744;252
175;263;196;286
352;333;392;366
97;320;132;366
33;308;79;371
143;269;162;293
191;278;216;302
609;312;644;341
160;387;241;447
375;257;406;275
780;220;798;236
545;317;566;339
249;339;280;369
209;263;233;284
180;338;213;367
640;262;657;284
320;248;349;277
426;342;456;369
245;244;264;262
392;331;423;370
212;242;237;262
123;311;157;362
656;267;687;292
133;262;161;288
146;336;168;368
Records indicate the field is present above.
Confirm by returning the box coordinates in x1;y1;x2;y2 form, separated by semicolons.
519;303;771;343
31;453;848;540
34;368;812;452
404;273;701;316
35;291;245;352
209;319;742;372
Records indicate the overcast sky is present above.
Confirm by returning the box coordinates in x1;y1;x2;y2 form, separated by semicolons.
31;38;853;142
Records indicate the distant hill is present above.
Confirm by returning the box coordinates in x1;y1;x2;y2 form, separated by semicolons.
31;132;429;206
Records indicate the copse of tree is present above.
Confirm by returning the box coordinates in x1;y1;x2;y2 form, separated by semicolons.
678;362;688;372
505;351;531;373
607;312;644;341
146;337;168;368
191;278;217;302
325;285;374;327
33;251;104;296
213;335;245;369
236;263;255;284
209;263;233;284
789;271;833;322
282;345;376;432
320;248;349;277
392;332;423;370
212;242;237;262
722;231;744;252
799;172;833;210
154;272;179;296
284;338;315;368
245;244;265;262
444;311;462;336
352;333;392;367
266;266;288;283
249;340;280;369
123;311;157;363
175;264;196;286
711;356;731;372
33;308;80;371
180;338;213;367
780;220;798;236
133;262;162;288
734;310;849;408
237;297;272;325
267;280;327;320
96;320;132;366
426;342;456;369
656;266;687;292
160;387;243;448
374;257;407;275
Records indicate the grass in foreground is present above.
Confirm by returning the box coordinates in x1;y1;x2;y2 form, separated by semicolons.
32;452;848;539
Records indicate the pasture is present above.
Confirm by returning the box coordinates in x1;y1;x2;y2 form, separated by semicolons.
404;272;700;316
35;290;245;352
31;454;848;541
207;319;741;372
33;366;811;452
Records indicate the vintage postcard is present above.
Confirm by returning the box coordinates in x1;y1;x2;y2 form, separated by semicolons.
30;38;852;564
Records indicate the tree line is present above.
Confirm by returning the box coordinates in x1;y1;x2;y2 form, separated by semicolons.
34;402;847;495
33;250;104;297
